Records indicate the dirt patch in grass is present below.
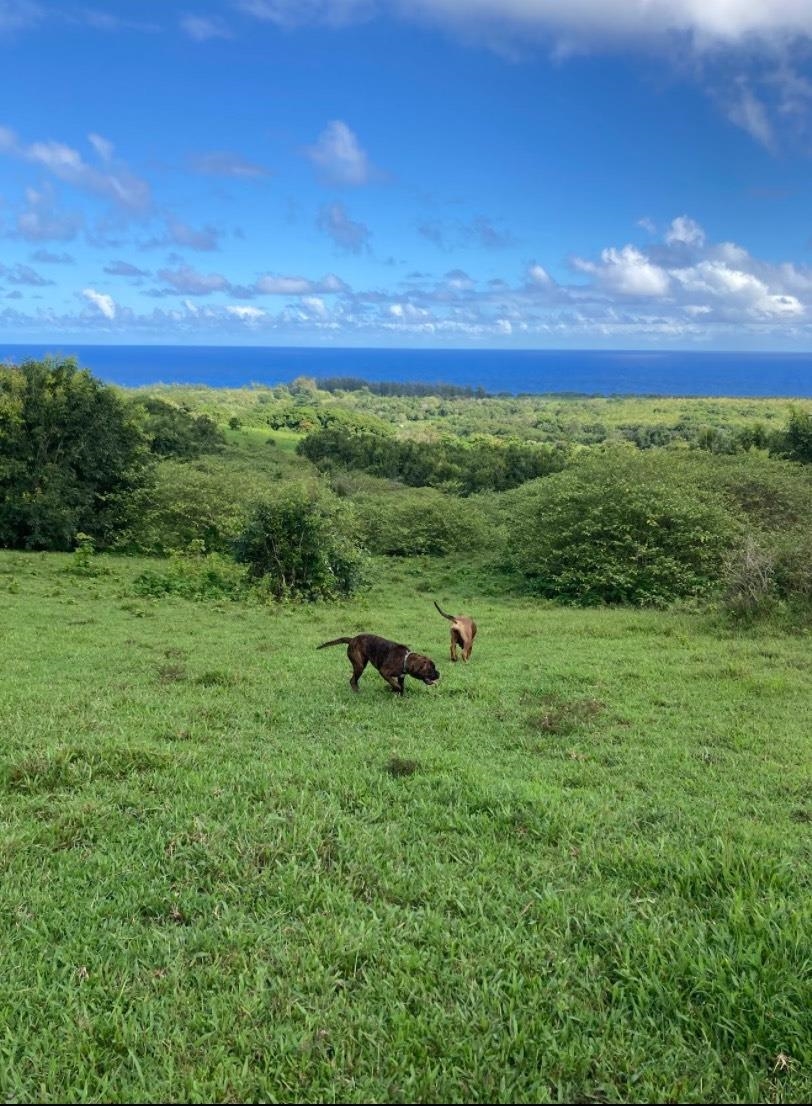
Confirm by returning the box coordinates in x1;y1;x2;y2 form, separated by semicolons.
526;694;605;736
157;663;187;684
386;755;420;778
195;670;237;688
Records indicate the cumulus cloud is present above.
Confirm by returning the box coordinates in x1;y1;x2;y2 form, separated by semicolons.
254;272;348;294
316;201;371;252
0;126;151;213
527;263;553;286
305;120;379;186
11;211;812;344
573;244;671;297
226;304;266;322
665;215;706;248
156;264;231;295
82;287;116;319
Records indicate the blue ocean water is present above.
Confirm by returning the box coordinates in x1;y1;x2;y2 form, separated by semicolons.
2;344;812;396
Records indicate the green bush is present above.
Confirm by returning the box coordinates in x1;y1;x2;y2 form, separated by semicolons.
133;551;250;602
506;448;740;605
353;487;492;556
135;396;225;458
0;357;147;550
234;488;367;600
298;426;567;493
772;405;812;464
120;457;274;555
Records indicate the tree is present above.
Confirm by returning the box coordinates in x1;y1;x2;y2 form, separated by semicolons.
777;406;812;464
136;396;224;458
0;357;148;550
233;487;367;600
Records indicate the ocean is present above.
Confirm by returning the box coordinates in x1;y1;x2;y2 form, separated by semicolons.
2;344;812;396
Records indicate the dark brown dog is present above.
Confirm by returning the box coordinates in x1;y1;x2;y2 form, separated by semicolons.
317;633;440;695
434;601;477;662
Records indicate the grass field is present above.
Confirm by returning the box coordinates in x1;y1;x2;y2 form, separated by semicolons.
1;550;810;1103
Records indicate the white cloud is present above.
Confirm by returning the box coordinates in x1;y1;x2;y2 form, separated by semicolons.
527;262;553;286
575;245;671;297
305;120;378;186
254;272;348;294
226;304;265;321
404;1;812;47
156;264;231;295
238;1;812;45
0;126;151;213
88;132;114;162
665;215;706;248
82;287;116;319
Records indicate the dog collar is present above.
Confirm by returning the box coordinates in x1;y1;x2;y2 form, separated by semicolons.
401;650;412;675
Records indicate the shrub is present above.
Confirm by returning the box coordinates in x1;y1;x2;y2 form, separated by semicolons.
120;457;273;555
297;426;566;493
234;488;367;600
353;487;492;556
506;447;740;605
136;396;225;459
0;357;147;550
133;551;250;601
772;405;812;464
723;534;777;619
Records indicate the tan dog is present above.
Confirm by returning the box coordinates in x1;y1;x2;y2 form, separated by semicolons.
434;601;477;662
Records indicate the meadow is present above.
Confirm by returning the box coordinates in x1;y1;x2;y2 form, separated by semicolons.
1;549;810;1103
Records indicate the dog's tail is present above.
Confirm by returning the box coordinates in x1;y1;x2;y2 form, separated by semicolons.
317;637;353;649
434;600;454;621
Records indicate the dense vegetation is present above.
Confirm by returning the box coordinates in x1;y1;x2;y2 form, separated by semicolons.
2;357;811;615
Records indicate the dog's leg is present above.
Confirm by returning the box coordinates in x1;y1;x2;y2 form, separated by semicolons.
450;629;461;662
383;674;403;694
349;656;367;692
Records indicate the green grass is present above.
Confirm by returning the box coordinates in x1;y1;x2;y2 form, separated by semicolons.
1;550;810;1102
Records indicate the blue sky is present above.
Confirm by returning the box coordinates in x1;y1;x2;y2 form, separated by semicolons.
2;0;812;348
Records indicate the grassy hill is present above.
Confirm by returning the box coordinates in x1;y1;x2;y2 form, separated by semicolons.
1;550;810;1102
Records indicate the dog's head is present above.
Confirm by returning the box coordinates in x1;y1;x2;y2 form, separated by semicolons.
406;653;440;686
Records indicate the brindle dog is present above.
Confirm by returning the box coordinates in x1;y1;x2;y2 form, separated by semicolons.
317;633;440;695
434;601;477;662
